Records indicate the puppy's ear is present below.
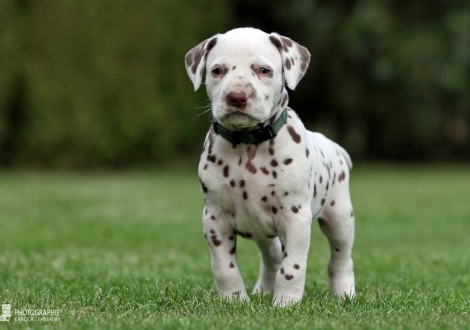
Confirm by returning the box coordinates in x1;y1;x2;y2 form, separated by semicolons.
269;33;310;90
184;36;219;91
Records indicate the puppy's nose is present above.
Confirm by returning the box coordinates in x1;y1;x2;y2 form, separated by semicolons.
227;91;248;109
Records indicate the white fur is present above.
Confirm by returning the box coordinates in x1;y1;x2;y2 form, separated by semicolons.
185;28;355;306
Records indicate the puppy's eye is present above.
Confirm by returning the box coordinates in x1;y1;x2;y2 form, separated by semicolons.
212;68;223;75
259;67;272;75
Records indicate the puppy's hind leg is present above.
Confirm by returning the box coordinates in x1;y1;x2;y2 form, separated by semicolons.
317;187;356;298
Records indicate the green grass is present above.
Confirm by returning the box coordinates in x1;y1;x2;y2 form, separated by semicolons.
0;165;469;329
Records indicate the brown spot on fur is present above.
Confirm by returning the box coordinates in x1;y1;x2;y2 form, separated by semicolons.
229;262;235;268
335;248;340;252
187;39;209;74
280;267;285;274
271;190;275;196
272;206;278;214
330;200;335;206
211;235;222;246
270;159;278;167
351;210;354;217
284;191;289;196
268;147;275;156
243;191;248;199
284;158;293;165
245;146;258;174
228;235;234;240
206;38;218;53
320;176;323;184
281;36;293;48
338;171;346;183
306;148;310;158
287;126;301;143
291;206;299;213
238;157;242;165
207;155;216;163
285;58;292;70
210;230;215;234
284;252;288;258
294;264;300;269
230;180;235;187
261;196;268;202
321;199;325;206
285;274;294;280
223;165;230;178
314;184;317;197
269;35;282;51
211;215;216;220
245;162;257;174
272;171;277;179
261;166;270;175
229;246;236;255
217;159;223;166
240;180;245;188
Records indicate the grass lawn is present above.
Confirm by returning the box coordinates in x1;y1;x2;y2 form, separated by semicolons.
0;164;469;329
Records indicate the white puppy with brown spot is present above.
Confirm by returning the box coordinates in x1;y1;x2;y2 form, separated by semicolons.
185;27;355;306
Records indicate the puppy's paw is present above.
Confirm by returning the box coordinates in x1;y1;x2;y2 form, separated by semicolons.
272;294;302;307
221;290;249;302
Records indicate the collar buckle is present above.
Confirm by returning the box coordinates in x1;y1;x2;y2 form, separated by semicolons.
251;126;276;144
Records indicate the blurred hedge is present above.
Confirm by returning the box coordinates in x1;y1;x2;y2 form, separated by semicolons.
233;0;470;161
0;0;469;168
0;0;229;167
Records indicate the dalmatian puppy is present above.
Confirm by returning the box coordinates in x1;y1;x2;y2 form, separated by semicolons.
185;27;355;306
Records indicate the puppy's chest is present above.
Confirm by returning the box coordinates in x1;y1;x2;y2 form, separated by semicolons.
198;128;311;237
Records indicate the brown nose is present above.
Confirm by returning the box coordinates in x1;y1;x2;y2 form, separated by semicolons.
227;91;248;109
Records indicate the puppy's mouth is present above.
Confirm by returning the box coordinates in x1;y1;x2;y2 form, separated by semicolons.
226;110;253;120
218;109;260;129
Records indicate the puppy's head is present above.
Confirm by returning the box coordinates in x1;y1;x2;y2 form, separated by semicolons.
185;28;310;130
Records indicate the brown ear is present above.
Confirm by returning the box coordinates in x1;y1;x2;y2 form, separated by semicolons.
184;36;219;91
269;33;310;90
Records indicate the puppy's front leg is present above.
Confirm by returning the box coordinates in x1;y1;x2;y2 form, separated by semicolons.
273;209;312;306
203;210;248;300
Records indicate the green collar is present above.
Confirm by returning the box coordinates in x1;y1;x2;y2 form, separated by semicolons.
212;108;288;145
